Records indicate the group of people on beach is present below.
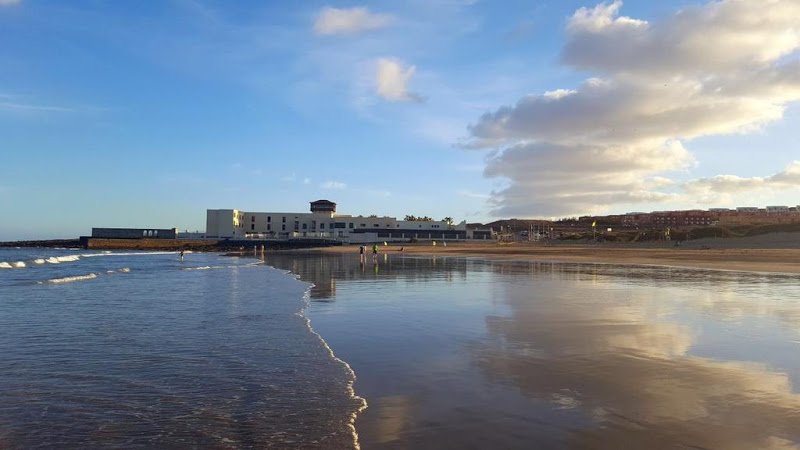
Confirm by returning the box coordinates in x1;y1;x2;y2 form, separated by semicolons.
359;244;379;263
359;243;405;264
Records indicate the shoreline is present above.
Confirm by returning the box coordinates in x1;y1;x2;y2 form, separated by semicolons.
4;234;800;274
278;241;800;274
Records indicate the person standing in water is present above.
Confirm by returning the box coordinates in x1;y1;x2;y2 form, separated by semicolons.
372;243;378;263
179;249;185;262
359;245;365;263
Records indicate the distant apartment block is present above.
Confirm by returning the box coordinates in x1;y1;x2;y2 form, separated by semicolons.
205;200;492;242
617;205;800;228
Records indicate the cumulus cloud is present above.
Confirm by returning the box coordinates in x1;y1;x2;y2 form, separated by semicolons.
468;0;800;217
562;0;799;75
684;161;800;200
375;58;423;102
321;180;347;190
313;6;391;36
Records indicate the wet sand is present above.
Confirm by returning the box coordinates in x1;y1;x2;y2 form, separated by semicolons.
263;253;800;448
289;240;800;274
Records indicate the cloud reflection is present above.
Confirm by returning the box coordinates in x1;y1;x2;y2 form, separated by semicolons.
475;270;800;449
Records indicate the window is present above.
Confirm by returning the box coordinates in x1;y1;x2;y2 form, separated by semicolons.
349;223;354;228
251;216;255;222
282;224;286;231
267;224;271;231
360;223;366;227
251;224;255;230
282;216;286;223
267;216;271;223
303;223;307;230
374;224;380;227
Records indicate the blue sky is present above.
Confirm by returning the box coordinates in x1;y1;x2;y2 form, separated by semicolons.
1;0;798;239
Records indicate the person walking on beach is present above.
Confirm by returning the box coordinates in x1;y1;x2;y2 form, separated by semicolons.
372;243;378;263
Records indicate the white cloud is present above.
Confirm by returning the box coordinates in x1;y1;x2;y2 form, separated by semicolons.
313;6;391;36
684;161;800;199
303;177;311;185
321;180;347;190
0;101;75;113
458;190;491;200
562;0;800;75
0;0;21;6
375;58;423;102
468;0;800;217
567;0;646;34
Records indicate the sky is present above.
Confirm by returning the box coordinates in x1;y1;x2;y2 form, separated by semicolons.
1;0;799;239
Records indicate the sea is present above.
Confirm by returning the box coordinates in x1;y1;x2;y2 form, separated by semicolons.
0;248;363;449
2;247;800;449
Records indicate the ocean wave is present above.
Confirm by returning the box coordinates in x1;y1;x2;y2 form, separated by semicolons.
45;255;81;264
0;261;31;269
118;267;130;273
297;288;367;449
184;266;213;271
47;273;98;284
33;258;46;265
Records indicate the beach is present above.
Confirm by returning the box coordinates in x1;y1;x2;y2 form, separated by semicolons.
289;238;800;274
3;243;800;448
263;251;800;448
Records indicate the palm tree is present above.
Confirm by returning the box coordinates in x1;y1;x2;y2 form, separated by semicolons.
443;217;454;228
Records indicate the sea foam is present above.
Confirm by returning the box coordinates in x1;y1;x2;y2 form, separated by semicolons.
47;273;98;284
45;255;81;264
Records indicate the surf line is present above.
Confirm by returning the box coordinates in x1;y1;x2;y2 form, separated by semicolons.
297;285;368;450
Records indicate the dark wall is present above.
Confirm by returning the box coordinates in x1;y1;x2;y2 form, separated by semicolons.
91;228;177;239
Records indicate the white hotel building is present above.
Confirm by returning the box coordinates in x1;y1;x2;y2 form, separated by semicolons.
206;200;491;243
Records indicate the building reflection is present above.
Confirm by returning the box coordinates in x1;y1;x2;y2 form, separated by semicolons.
264;253;469;301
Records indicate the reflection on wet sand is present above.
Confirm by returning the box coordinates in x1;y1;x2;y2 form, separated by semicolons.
477;268;800;449
268;254;469;301
267;253;800;448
